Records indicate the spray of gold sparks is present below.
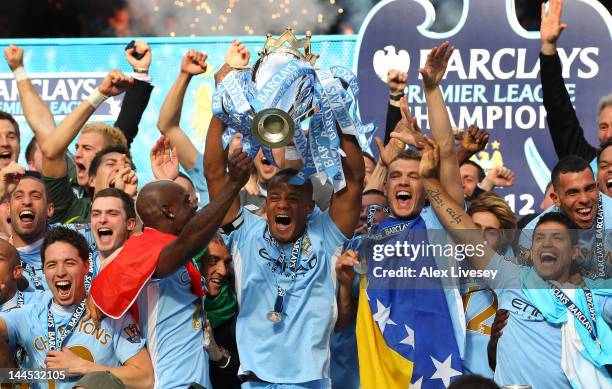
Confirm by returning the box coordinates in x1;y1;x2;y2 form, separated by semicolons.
139;0;342;37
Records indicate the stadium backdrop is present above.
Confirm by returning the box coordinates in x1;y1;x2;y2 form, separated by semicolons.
0;0;610;217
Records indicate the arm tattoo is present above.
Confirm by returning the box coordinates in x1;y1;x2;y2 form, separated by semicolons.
426;188;444;208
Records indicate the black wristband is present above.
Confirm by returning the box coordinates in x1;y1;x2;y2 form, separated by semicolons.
389;93;404;101
220;212;244;235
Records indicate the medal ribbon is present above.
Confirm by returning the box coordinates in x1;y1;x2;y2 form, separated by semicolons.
549;284;600;347
590;194;606;279
22;262;44;291
264;228;305;318
47;298;87;351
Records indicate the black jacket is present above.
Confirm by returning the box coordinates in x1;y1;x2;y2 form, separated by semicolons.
114;78;154;148
541;52;597;162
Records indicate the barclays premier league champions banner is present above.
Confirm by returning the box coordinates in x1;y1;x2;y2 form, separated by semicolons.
355;0;611;216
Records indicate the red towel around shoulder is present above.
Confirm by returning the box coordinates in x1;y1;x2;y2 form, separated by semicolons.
90;228;204;319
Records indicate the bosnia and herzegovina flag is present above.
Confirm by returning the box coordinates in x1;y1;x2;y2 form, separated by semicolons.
356;216;463;388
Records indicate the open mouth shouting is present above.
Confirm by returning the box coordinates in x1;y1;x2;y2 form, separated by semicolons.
274;214;292;232
97;227;113;245
539;250;558;265
75;162;88;184
55;280;73;301
395;190;412;206
0;150;12;165
18;209;35;229
259;156;277;176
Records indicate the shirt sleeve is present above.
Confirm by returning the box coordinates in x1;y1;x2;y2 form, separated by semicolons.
384;103;401;145
0;306;30;349
110;313;146;364
540;52;597;161
485;253;522;290
309;210;347;257
225;207;263;248
185;152;210;208
43;175;90;224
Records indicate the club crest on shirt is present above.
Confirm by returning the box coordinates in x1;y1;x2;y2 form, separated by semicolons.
301;236;313;258
179;270;191;286
123;324;142;343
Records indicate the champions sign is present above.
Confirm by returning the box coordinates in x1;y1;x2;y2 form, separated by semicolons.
354;0;612;214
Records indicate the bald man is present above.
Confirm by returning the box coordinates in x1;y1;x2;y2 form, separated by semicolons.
89;150;252;389
0;240;46;312
0;239;47;369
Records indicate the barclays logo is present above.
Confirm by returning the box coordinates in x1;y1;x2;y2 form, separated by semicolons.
372;45;410;83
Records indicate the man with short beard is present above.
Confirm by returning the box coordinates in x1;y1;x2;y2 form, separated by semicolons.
9;174;97;292
205;75;365;386
519;155;612;279
335;42;467;387
9;174;55;291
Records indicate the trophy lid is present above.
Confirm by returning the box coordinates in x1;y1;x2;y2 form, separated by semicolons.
259;28;319;65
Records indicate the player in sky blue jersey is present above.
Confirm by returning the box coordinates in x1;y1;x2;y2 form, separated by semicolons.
0;238;49;371
205;92;364;387
461;193;517;378
0;227;154;389
9;173;55;292
519;155;612;279
6;173;99;293
336;43;470;376
421;140;612;389
88;147;252;389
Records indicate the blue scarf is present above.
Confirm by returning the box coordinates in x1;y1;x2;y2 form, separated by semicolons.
521;268;612;370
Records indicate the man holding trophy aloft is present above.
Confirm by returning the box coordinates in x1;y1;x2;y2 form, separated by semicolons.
205;29;372;387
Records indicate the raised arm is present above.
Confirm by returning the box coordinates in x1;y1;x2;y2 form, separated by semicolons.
3;45;55;142
115;40;154;148
383;69;407;145
456;125;489;165
540;0;596;161
419;42;463;205
366;95;425;193
329;132;365;238
41;70;133;178
157;50;207;170
334;249;359;331
156;150;252;278
419;138;495;270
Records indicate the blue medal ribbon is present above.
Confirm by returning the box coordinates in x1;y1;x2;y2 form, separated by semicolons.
47;298;87;351
366;204;391;233
589;194;606;279
22;262;44;291
549;284;600;348
263;228;305;318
